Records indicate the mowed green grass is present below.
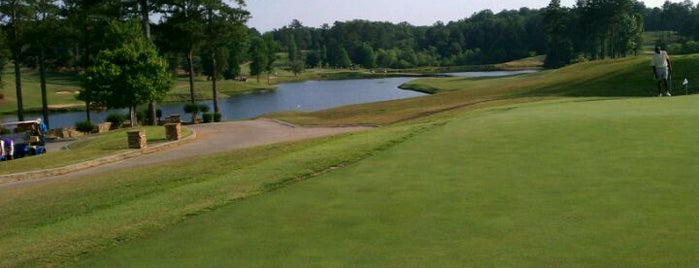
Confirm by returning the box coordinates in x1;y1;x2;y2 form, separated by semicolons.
79;96;699;267
0;123;431;267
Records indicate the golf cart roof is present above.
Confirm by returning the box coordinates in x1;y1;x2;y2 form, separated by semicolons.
0;120;41;127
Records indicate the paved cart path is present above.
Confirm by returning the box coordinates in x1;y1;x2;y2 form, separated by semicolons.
1;119;371;189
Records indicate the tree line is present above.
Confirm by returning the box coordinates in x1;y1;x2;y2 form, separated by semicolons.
267;0;699;69
268;11;547;70
543;0;645;68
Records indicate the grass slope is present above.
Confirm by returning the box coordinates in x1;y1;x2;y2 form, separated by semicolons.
0;122;436;267
401;54;699;97
80;96;698;267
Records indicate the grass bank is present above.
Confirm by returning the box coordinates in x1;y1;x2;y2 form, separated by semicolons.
80;95;698;267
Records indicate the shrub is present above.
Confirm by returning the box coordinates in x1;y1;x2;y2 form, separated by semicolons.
183;103;198;114
75;121;95;133
202;113;213;123
198;104;210;113
182;103;197;114
106;113;126;129
213;112;222;122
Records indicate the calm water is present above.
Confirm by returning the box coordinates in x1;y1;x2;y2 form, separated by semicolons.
4;70;537;129
5;77;424;129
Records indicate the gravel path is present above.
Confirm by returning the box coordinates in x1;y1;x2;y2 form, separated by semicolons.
1;119;371;189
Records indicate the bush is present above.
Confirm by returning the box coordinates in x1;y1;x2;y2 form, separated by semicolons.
213;112;222;122
106;113;126;129
183;103;210;114
202;113;213;123
75;121;95;133
183;103;197;114
198;104;210;113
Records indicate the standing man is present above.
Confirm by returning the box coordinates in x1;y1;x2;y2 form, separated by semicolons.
651;45;672;97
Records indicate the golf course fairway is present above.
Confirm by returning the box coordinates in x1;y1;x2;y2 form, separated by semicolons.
79;96;699;267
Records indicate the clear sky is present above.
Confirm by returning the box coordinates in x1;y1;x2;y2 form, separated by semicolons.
244;0;683;33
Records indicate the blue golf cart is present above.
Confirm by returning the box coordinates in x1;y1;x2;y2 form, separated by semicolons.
1;119;47;160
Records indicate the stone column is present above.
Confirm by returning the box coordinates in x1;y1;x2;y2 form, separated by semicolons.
127;130;147;149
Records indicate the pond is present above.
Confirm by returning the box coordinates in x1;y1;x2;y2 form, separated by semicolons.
4;70;538;129
6;77;425;129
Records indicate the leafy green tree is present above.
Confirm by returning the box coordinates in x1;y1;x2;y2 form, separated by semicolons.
159;0;208;120
0;31;11;80
376;48;397;68
0;0;31;121
328;44;351;68
288;35;298;63
24;0;63;129
305;50;321;68
321;45;328;67
202;0;249;113
290;55;305;76
62;0;126;123
223;28;249;80
81;21;172;127
127;0;159;125
249;36;266;82
263;33;277;84
543;0;573;68
354;43;376;68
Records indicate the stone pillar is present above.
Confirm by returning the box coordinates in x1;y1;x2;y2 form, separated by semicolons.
166;115;181;124
127;130;147;149
165;123;181;141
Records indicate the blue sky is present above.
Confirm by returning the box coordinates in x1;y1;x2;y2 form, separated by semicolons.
244;0;680;32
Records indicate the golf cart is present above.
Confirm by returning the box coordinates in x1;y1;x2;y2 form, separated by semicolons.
1;119;47;160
